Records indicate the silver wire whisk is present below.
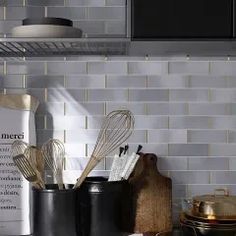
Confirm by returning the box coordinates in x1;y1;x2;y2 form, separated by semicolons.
74;109;135;189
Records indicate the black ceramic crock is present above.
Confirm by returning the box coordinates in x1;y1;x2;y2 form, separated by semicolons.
33;184;76;236
76;177;131;236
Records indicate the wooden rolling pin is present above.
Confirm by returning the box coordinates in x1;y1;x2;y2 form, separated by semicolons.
128;153;172;235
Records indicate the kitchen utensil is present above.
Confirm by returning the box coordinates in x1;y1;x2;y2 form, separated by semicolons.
11;140;28;157
120;152;140;180
41;139;65;190
74;110;135;189
23;17;73;26
108;153;121;182
77;177;131;236
136;144;143;154
128;153;172;234
24;146;45;189
11;25;82;38
181;212;236;227
124;144;129;154
109;145;129;182
33;184;76;236
192;189;236;220
180;212;236;236
13;154;44;189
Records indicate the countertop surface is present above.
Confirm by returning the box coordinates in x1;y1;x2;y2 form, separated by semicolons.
130;229;181;236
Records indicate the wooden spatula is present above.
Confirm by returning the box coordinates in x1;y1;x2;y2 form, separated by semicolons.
13;154;44;189
128;153;172;235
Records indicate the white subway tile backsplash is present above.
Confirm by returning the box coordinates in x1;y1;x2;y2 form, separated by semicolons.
211;117;236;129
65;102;104;115
105;21;126;35
47;88;86;102
148;130;187;143
87;116;104;129
47;7;86;20
106;102;146;115
0;75;23;88
47;62;87;75
148;75;189;88
0;20;21;34
27;75;64;88
88;61;127;74
158;157;188;170
211;62;236;76
66;75;105;88
106;75;146;88
65;157;105;170
66;129;99;143
188;130;227;143
140;144;168;156
1;0;23;6
210;89;236;102
88;7;126;20
25;88;45;103
106;0;126;6
188;158;229;170
37;130;64;144
88;89;127;101
209;144;236;156
172;185;187;198
64;143;86;157
169;144;208;156
66;0;105;6
26;0;64;6
147;103;188;115
189;75;227;88
169;62;209;75
7;62;45;75
227;77;236;87
129;61;168;75
37;102;65;116
170;171;210;184
47;116;86;130
229;158;236;170
230;104;236;115
129;89;169;102
73;21;105;35
188;103;229;115
134;116;168;129
170;116;210;129
228;131;236;143
126;130;146;143
170;89;209;102
211;171;236;184
6;7;44;20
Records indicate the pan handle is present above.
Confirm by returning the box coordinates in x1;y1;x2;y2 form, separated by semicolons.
214;188;229;197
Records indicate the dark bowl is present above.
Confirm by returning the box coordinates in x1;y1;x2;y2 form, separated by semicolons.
22;17;73;27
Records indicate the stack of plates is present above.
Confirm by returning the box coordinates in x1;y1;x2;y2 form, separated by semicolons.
11;17;82;38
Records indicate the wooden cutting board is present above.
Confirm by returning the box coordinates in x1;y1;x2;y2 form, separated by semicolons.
128;153;172;235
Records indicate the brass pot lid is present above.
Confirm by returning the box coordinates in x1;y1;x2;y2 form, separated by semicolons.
193;189;236;205
192;189;236;219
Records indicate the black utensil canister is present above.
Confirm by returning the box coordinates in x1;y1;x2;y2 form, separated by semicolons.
76;177;131;236
33;184;76;236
